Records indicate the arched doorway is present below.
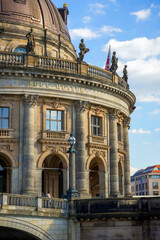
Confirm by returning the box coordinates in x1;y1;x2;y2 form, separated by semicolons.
118;161;123;195
89;157;106;198
42;154;65;198
0;157;11;193
89;159;99;197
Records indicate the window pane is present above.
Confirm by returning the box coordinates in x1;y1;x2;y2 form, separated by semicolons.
3;108;9;118
58;122;61;131
0;108;1;117
46;110;50;119
51;121;57;131
0;119;1;128
51;111;57;120
58;111;61;120
46;120;50;130
2;119;9;129
14;47;27;54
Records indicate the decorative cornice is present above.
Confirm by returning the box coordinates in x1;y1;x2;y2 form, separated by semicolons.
38;139;68;145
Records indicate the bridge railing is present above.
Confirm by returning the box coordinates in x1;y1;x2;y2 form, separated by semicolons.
0;52;128;89
0;193;68;211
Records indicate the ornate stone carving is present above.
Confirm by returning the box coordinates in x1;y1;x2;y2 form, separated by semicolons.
123;117;131;129
23;95;39;107
52;98;61;109
14;0;26;4
109;108;120;120
74;100;89;112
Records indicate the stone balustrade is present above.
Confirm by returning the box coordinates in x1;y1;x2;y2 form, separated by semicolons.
0;52;128;89
0;193;68;211
0;129;14;137
45;131;67;139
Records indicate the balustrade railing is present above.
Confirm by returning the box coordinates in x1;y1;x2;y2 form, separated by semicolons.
38;56;78;73
0;52;24;66
45;131;66;139
0;129;14;137
0;52;128;89
7;194;36;207
0;193;68;211
88;65;112;81
42;197;68;210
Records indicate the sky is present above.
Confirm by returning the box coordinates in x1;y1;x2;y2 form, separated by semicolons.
53;0;160;175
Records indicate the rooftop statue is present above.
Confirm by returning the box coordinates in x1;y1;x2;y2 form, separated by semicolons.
122;65;128;82
26;29;35;55
110;51;118;73
78;39;89;61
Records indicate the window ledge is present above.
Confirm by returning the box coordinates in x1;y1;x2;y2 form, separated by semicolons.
90;135;105;143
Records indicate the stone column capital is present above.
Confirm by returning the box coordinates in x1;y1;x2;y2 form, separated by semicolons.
109;108;120;120
23;95;39;107
74;100;89;112
123;117;131;129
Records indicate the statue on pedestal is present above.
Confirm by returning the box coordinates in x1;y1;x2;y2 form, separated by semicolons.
26;29;35;55
110;51;118;73
78;39;89;61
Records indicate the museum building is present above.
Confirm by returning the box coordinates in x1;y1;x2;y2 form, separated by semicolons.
0;0;136;199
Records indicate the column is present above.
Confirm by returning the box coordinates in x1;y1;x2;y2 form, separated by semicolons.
123;117;131;196
22;95;38;194
109;109;119;197
75;100;89;196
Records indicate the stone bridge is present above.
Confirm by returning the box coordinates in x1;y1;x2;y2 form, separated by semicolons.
0;194;160;240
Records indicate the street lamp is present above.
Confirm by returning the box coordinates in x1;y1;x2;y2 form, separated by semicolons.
66;134;79;199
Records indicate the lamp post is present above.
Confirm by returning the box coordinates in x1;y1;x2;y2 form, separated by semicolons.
66;134;79;199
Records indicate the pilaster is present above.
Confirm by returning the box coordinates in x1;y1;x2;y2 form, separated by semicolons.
123;116;131;196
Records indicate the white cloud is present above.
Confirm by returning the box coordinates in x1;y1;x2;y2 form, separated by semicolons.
143;142;151;145
100;25;122;35
130;167;138;176
158;12;160;16
135;106;142;111
149;109;160;115
69;28;99;40
70;25;122;40
151;4;160;9
130;128;151;134
103;37;160;60
89;3;106;14
103;37;160;103
155;128;160;132
82;16;91;24
130;8;151;21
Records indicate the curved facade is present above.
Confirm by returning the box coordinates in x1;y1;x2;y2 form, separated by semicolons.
0;1;136;199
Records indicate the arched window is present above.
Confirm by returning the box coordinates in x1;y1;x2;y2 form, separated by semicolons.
14;47;27;54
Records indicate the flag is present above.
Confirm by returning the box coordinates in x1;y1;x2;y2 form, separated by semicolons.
105;45;111;71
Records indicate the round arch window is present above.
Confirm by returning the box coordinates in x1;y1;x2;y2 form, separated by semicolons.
14;47;27;54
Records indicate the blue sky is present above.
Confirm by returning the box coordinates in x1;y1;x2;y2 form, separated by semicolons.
53;0;160;174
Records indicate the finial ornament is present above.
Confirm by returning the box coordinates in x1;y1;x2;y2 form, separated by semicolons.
78;39;89;62
63;2;68;8
110;51;118;73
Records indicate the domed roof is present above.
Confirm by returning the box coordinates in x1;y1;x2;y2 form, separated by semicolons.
0;0;70;41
